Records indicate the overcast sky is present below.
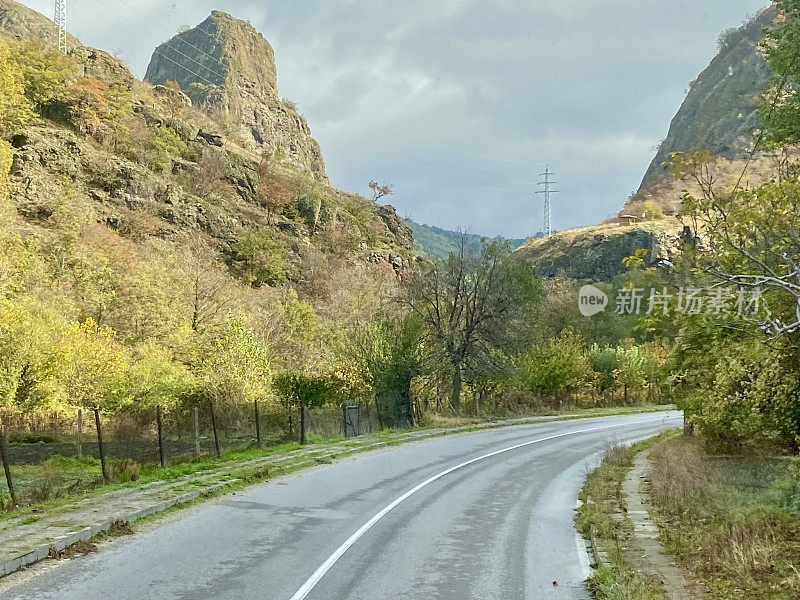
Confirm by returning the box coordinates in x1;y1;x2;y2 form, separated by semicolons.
22;0;769;237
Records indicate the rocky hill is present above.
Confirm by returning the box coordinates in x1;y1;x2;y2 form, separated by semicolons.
1;1;412;291
0;0;80;47
642;7;774;187
516;220;686;281
145;11;327;183
519;7;778;282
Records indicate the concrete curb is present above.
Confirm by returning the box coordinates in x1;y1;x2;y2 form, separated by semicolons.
0;408;673;578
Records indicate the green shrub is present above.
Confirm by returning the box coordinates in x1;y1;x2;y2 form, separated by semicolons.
144;125;188;173
517;328;592;403
230;227;289;286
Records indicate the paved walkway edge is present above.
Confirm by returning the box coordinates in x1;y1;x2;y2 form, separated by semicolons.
623;450;694;600
0;479;241;578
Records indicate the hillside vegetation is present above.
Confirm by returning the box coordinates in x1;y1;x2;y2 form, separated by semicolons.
0;3;416;433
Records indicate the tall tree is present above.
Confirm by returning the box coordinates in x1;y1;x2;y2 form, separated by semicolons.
407;235;541;412
336;311;424;428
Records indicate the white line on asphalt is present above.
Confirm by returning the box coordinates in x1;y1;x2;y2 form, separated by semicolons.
574;498;593;579
288;413;682;600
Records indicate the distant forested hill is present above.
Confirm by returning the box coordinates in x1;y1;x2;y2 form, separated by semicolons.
405;219;528;260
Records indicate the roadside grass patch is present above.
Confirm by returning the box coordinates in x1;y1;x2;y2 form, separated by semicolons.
648;436;800;600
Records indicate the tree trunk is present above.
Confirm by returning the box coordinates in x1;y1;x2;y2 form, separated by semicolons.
451;368;462;414
683;411;695;437
374;392;384;429
399;383;414;428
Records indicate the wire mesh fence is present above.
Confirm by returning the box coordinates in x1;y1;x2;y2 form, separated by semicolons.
0;401;379;510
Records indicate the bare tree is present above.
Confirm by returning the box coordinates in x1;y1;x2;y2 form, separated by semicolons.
258;159;292;225
192;148;229;198
182;235;236;333
406;234;540;412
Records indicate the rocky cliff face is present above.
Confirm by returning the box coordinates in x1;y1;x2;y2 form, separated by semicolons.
145;12;327;183
516;221;685;281
642;7;774;186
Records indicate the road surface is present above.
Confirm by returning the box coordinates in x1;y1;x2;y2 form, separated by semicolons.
3;411;682;600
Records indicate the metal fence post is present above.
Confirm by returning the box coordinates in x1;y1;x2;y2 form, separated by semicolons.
0;427;16;506
300;403;307;445
193;407;200;456
77;409;83;459
210;404;221;458
94;409;110;484
156;405;165;467
254;399;262;448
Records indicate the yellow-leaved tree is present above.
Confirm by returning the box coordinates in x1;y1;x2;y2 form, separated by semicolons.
0;40;35;141
53;318;128;410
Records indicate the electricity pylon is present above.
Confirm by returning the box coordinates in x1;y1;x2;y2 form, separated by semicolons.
536;165;559;237
54;0;67;54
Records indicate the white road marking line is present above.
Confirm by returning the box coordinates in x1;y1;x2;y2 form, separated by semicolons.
574;498;593;579
288;414;681;600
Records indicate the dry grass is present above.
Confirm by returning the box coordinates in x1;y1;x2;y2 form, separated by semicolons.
416;412;481;429
648;437;800;600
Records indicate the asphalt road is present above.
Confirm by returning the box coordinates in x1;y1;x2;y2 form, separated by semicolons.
2;411;682;600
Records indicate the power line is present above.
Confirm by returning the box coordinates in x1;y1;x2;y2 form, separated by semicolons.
463;152;549;167
468;176;539;187
474;185;541;194
78;0;228;82
75;0;221;83
535;165;559;237
71;0;219;87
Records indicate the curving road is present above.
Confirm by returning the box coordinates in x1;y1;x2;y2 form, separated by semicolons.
3;411;682;600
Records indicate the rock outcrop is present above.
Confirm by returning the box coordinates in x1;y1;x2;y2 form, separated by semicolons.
0;0;80;48
145;11;327;182
516;221;685;281
1;0;412;286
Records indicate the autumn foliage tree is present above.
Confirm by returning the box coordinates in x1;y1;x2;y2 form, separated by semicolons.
368;180;393;201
